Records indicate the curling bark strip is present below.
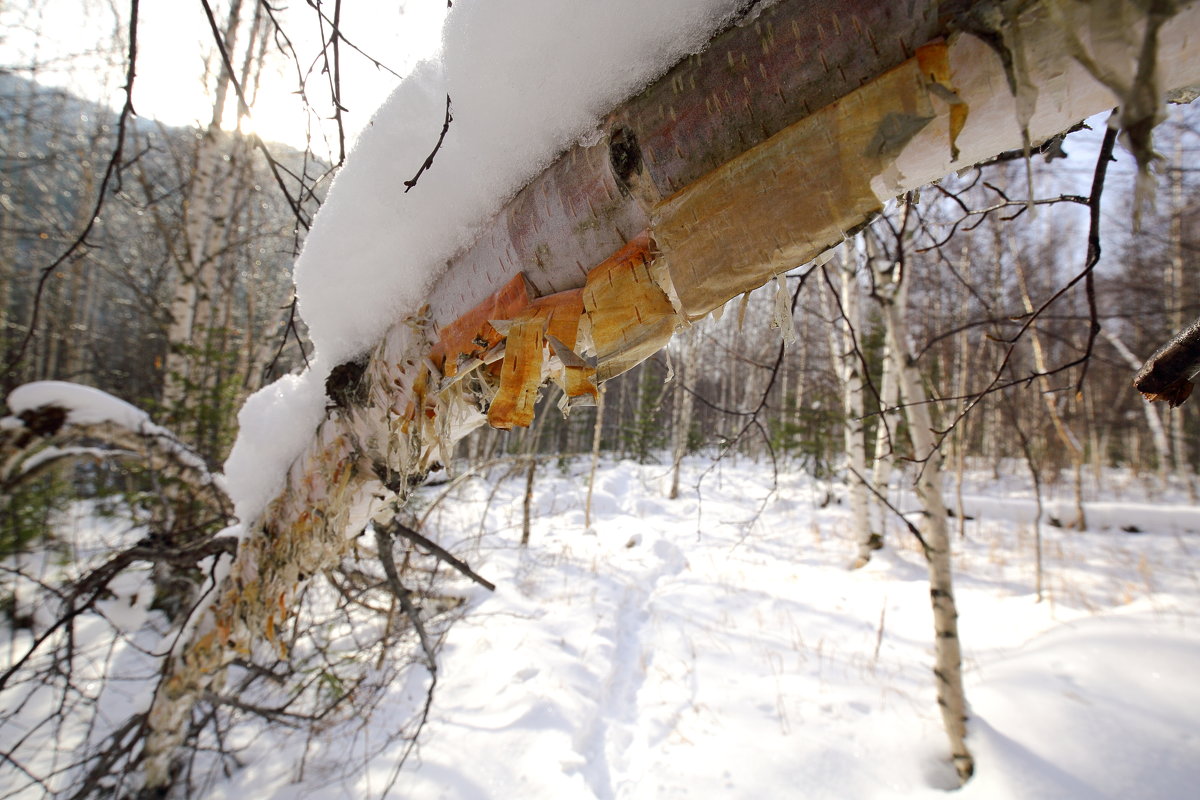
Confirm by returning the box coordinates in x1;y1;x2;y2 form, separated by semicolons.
142;0;1200;789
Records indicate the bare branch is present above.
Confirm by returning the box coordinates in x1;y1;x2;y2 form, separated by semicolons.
404;95;454;193
390;519;496;592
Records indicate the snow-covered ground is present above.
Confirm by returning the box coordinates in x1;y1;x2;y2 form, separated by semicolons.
202;456;1200;800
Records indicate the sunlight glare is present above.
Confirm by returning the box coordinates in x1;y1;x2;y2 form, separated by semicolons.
0;0;449;152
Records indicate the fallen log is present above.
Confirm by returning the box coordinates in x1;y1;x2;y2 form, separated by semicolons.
141;0;1200;789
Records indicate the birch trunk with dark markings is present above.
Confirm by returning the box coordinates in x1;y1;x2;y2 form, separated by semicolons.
830;248;875;567
870;230;974;780
137;0;1200;789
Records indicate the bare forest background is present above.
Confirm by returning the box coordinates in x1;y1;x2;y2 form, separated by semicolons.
5;63;1200;518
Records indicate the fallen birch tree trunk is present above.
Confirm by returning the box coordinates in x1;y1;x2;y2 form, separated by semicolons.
121;0;1200;789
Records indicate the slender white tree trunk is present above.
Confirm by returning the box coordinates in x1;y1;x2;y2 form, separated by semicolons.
951;246;973;539
868;294;900;547
1103;329;1170;484
829;252;876;566
1013;252;1087;530
872;236;973;782
164;0;267;452
669;327;697;499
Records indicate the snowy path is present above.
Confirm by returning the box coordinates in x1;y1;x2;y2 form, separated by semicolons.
208;459;1200;800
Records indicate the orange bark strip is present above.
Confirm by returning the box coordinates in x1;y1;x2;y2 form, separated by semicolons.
527;289;585;351
485;288;596;427
582;231;678;381
654;58;933;318
527;289;597;400
430;273;532;377
530;289;600;398
915;40;967;159
487;317;544;429
915;39;951;83
563;366;598;401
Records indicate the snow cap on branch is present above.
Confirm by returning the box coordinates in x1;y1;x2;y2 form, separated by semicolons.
292;0;750;365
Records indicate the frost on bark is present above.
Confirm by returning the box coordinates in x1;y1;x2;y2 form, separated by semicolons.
131;0;1200;791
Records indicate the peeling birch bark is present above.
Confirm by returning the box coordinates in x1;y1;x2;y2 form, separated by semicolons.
139;0;1200;789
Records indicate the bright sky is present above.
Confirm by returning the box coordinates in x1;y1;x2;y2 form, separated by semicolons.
0;0;448;152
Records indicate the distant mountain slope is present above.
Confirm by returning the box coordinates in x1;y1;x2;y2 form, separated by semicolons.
0;72;323;403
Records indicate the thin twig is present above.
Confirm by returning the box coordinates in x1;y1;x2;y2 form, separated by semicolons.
404;95;453;192
373;522;439;800
373;526;437;671
1074;125;1118;395
847;465;930;557
390;519;495;592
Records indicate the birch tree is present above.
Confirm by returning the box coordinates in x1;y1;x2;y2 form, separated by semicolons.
668;326;698;500
1104;329;1172;483
1012;246;1088;529
162;0;274;461
1165;133;1196;495
824;250;878;566
138;2;1200;789
868;214;973;780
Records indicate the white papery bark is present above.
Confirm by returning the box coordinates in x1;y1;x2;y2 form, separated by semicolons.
871;241;973;781
828;250;876;566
